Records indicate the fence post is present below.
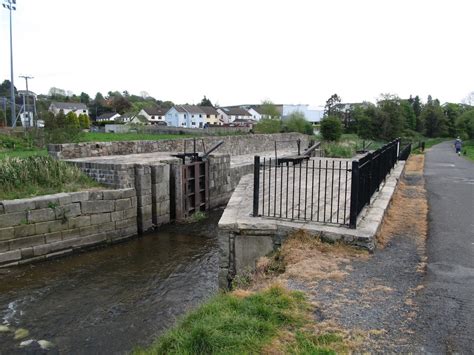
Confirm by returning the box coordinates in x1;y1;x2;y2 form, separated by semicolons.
297;139;301;156
349;160;360;229
253;156;260;217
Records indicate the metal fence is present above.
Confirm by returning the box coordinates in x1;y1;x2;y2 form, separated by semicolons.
253;157;351;225
253;138;404;229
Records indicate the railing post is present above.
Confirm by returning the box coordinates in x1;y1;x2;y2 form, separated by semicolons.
297;139;301;156
349;159;360;229
253;155;260;217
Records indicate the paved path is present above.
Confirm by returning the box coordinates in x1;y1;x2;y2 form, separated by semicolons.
418;141;474;352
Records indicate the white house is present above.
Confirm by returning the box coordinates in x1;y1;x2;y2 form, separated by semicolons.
49;102;89;116
138;107;167;125
165;105;207;128
96;112;121;122
216;106;253;123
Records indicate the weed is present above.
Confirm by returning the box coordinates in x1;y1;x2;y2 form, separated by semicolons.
0;156;100;200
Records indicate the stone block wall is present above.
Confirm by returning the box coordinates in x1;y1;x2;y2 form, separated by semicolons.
48;133;311;160
70;161;135;189
0;189;137;267
68;160;173;233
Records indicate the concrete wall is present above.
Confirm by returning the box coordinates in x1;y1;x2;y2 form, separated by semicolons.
0;189;137;267
48;133;311;160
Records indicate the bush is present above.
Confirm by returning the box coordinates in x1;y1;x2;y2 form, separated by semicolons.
44;110;85;144
254;118;282;134
320;116;342;141
283;112;314;135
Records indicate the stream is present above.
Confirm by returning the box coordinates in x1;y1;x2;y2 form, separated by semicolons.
0;210;222;354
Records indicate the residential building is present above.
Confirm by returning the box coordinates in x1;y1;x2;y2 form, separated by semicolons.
199;106;222;126
138;107;167;125
96;112;121;122
165;105;206;128
216;106;252;123
49;102;89;116
118;113;136;124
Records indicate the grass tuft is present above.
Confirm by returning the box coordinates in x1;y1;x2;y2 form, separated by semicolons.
0;156;100;200
134;285;313;355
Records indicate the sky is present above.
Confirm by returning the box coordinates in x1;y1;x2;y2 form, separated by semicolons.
0;0;472;106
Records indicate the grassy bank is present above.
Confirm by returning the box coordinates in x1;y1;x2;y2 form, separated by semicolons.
135;285;346;355
0;156;100;200
0;133;48;160
320;134;386;158
462;139;474;161
412;137;447;154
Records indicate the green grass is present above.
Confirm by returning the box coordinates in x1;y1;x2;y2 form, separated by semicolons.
0;148;48;159
412;137;448;154
0;156;101;200
320;134;386;158
78;132;195;142
462;139;474;161
134;285;343;355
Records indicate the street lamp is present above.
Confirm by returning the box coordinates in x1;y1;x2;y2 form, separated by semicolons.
2;0;16;127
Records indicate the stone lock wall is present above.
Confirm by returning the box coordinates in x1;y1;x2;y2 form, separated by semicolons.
48;133;311;160
69;160;174;233
0;189;138;267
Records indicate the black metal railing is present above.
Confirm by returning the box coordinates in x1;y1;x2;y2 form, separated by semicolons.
348;138;400;228
253;138;404;229
398;143;411;161
253;157;351;225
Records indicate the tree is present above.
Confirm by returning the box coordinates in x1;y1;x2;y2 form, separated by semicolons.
352;105;373;139
80;92;90;105
283;111;313;135
260;100;280;118
199;96;213;107
0;80;17;97
444;103;462;137
320;116;342;141
324;94;342;117
373;94;404;140
456;109;474;139
78;113;91;129
400;100;416;131
421;96;448;137
110;96;132;114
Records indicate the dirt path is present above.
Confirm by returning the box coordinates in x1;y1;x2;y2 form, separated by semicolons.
281;155;429;352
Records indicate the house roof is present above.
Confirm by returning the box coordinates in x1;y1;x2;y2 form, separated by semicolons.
219;106;251;116
97;112;119;120
174;105;207;115
143;107;168;116
51;102;88;111
199;106;219;115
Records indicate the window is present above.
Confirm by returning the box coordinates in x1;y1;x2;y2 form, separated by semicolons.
192;122;196;126
182;122;186;126
199;114;202;118
184;114;187;118
151;116;155;119
83;110;86;113
192;115;194;118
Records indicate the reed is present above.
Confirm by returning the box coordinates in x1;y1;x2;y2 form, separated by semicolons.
0;156;100;200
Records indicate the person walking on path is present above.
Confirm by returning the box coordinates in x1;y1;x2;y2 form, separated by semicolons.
454;137;462;156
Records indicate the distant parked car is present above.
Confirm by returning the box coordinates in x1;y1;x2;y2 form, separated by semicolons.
155;121;167;126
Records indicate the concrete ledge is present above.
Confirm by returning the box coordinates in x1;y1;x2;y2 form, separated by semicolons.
218;160;406;287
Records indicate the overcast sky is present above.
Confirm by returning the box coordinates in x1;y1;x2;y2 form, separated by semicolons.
0;0;472;106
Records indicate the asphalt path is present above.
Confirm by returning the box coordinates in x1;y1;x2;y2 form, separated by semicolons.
419;141;474;353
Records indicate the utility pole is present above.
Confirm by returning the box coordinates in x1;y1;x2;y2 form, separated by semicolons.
19;75;33;127
2;0;17;127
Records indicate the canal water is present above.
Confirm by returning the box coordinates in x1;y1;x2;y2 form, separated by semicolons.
0;210;222;354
